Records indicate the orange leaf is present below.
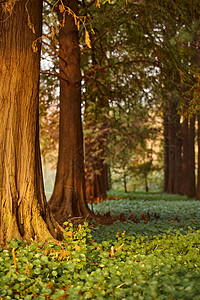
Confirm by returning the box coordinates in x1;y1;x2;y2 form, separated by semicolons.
115;243;124;252
75;244;81;251
67;231;73;238
85;30;91;48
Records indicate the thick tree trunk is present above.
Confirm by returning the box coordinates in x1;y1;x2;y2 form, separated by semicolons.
48;0;93;223
163;97;182;194
0;0;63;246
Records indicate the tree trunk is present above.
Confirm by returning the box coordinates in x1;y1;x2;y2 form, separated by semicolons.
48;0;93;223
0;0;63;246
123;169;127;193
174;114;182;194
163;109;170;193
167;99;177;193
187;116;196;198
145;175;149;192
181;119;189;195
197;115;200;199
164;96;182;194
85;161;109;202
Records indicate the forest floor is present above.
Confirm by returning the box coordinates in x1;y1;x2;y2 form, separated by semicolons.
1;191;200;299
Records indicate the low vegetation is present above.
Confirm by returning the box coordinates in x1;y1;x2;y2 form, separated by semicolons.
0;192;200;299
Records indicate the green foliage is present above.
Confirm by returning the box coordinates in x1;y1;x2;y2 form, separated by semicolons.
1;193;200;299
89;192;199;241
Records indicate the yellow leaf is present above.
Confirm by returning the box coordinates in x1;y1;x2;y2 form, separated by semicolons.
75;244;81;251
115;243;124;252
57;250;71;261
85;30;91;48
96;0;100;8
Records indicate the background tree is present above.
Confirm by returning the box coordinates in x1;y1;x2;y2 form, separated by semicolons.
47;0;93;224
39;0;200;201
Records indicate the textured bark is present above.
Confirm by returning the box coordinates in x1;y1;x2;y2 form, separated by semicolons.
0;0;63;246
48;0;93;223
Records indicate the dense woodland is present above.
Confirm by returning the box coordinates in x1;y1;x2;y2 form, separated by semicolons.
0;0;200;245
40;1;200;201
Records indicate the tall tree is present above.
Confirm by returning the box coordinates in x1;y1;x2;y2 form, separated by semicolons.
188;116;196;197
0;0;63;246
197;115;200;199
48;0;93;223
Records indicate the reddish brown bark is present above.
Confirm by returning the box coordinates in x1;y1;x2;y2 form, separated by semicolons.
86;162;109;202
168;103;176;193
48;0;93;223
181;119;189;195
174;115;182;194
164;97;182;194
187;116;196;198
181;116;196;197
163;110;170;193
197;115;200;199
0;0;63;246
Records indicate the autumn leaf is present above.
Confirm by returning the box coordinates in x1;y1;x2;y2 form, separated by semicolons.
96;0;100;8
74;244;81;251
110;246;115;258
115;243;124;252
67;231;73;238
85;30;91;48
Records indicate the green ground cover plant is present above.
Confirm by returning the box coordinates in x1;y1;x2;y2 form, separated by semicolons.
1;192;200;299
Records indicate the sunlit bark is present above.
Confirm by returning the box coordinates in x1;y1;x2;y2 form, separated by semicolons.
48;0;93;224
0;0;63;246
